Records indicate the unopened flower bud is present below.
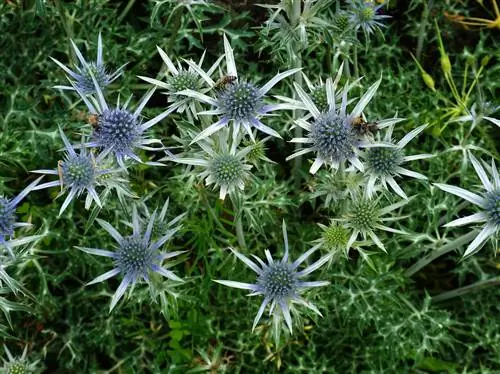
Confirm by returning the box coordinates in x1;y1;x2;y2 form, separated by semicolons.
481;56;491;67
440;54;451;75
422;72;436;91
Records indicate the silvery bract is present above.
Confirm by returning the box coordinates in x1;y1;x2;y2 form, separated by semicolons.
215;221;331;333
51;32;126;94
434;153;499;258
139;46;223;120
0;176;43;258
74;75;181;168
32;127;117;216
77;206;185;312
364;122;433;199
169;129;254;200
178;34;301;143
287;76;391;174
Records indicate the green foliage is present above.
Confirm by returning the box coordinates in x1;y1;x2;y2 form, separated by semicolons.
1;0;499;373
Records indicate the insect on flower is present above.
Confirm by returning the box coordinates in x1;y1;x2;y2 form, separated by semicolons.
177;34;301;143
73;73;182;168
32;127;119;216
87;113;100;130
351;116;379;137
213;75;238;91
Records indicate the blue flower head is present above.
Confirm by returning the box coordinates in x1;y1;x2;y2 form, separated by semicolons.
51;33;126;94
32;128;117;216
215;221;331;335
77;206;185;312
0;177;42;258
287;77;389;174
178;35;301;144
75;76;181;168
434;154;500;258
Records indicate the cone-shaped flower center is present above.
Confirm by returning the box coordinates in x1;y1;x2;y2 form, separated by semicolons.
61;154;96;189
0;197;16;240
334;13;351;32
96;108;139;153
323;223;349;249
77;62;110;94
169;71;199;91
210;154;244;185
351;199;378;231
6;361;27;374
366;147;403;176
485;190;500;226
310;86;328;113
218;82;261;121
258;262;298;300
311;111;356;161
116;235;154;277
361;5;376;21
244;140;266;164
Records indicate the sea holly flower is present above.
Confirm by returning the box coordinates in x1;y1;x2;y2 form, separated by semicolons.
51;32;126;94
454;101;500;132
77;206;185;312
242;135;275;167
307;169;367;208
1;345;40;374
32;128;117;216
134;198;186;242
178;34;301;143
0;177;43;258
138;46;223;120
276;66;347;116
315;221;350;258
434;154;499;258
215;221;331;335
346;0;391;37
169;129;254;200
340;194;409;253
74;75;182;168
364;122;433;199
287;77;390;174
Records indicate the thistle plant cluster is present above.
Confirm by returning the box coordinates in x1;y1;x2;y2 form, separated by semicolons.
2;0;499;372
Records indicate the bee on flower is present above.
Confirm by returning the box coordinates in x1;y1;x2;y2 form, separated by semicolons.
177;34;301;143
72;73;181;168
287;75;394;174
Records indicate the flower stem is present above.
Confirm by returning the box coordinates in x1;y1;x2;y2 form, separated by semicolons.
405;230;477;277
416;0;433;60
117;0;137;23
432;276;500;302
235;214;247;250
291;0;304;188
166;6;184;55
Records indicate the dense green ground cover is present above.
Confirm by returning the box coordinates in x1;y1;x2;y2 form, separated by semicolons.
0;0;499;373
